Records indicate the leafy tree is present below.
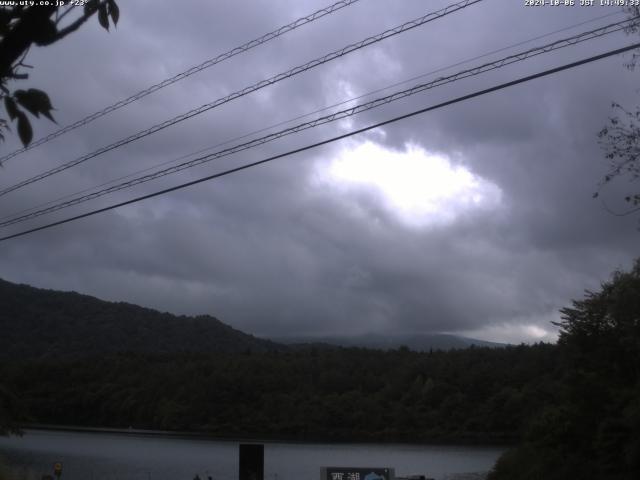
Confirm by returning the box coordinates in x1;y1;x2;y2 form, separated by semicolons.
0;384;26;436
597;103;640;213
0;0;119;437
596;8;640;214
555;258;640;377
489;259;640;480
0;0;119;147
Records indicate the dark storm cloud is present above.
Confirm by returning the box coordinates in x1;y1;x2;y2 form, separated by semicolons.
0;0;638;341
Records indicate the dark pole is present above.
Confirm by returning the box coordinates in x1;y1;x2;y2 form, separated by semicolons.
239;444;264;480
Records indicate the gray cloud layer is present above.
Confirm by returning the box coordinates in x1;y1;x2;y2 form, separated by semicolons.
0;0;638;342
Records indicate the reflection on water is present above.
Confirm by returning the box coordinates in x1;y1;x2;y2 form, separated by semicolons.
0;430;504;480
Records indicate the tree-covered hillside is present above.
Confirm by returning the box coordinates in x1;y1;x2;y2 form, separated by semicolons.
0;278;282;359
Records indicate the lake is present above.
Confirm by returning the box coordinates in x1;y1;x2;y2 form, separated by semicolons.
0;430;504;480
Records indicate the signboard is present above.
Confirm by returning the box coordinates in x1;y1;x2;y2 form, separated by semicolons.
239;444;263;480
321;467;395;480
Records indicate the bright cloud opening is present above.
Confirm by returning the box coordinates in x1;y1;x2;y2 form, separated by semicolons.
457;314;561;345
318;141;502;227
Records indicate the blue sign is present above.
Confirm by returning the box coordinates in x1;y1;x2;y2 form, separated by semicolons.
322;467;395;480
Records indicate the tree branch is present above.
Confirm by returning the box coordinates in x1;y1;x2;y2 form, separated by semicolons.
0;6;56;78
45;3;107;45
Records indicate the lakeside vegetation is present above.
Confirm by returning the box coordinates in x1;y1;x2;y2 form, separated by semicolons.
1;344;558;444
0;458;13;480
489;259;640;479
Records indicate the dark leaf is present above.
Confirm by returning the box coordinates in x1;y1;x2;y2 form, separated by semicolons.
42;108;55;123
4;96;19;120
0;8;12;25
98;3;109;30
14;89;55;122
14;90;39;117
592;192;599;199
107;0;119;25
0;16;11;36
33;18;57;46
28;89;55;122
84;0;99;16
16;111;32;146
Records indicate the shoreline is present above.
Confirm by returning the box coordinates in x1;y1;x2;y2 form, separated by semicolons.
19;424;513;448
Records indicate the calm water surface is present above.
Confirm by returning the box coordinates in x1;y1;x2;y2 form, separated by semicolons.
0;430;504;480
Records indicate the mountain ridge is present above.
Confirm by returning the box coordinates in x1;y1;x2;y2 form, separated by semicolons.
0;278;502;359
0;278;282;359
269;332;506;351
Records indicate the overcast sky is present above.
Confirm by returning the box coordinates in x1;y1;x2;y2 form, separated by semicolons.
0;0;638;343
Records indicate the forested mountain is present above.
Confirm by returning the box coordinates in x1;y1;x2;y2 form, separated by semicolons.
0;277;497;359
0;278;281;359
271;333;505;351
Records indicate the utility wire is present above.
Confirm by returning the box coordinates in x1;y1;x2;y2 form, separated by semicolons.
0;0;483;199
0;17;633;229
0;0;362;164
0;11;624;222
2;9;622;224
1;41;638;244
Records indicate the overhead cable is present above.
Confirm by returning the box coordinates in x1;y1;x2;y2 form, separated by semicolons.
0;0;483;198
1;41;638;243
0;0;362;164
0;17;634;229
1;10;625;224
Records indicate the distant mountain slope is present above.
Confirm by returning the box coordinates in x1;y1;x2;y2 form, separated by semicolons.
0;278;282;359
270;332;506;351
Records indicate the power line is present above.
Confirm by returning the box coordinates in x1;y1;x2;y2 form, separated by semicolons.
0;0;362;165
1;10;623;225
0;0;483;199
0;17;633;229
1;41;638;244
